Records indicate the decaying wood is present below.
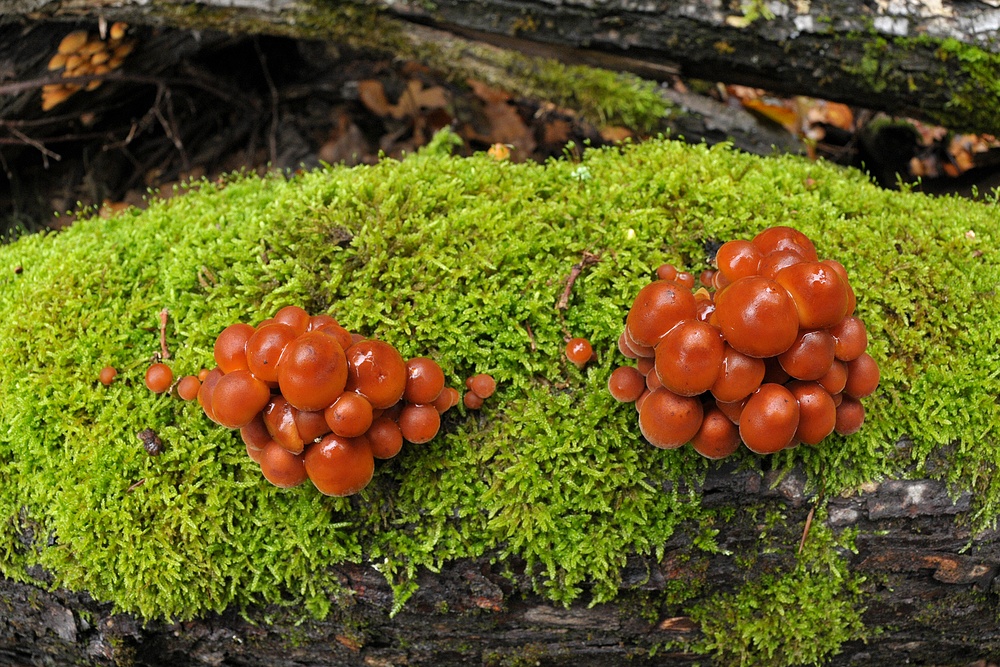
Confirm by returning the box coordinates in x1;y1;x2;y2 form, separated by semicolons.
2;465;998;666
4;0;1000;131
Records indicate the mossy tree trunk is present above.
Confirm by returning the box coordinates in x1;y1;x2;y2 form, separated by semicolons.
4;0;1000;132
2;466;997;666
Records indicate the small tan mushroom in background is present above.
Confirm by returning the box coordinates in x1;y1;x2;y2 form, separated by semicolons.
42;23;133;111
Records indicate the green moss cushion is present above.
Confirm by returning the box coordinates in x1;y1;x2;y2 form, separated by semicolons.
0;133;996;624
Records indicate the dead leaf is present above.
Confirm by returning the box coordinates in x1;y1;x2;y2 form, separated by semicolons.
390;79;449;120
600;126;633;142
358;80;392;117
742;98;800;134
468;79;510;105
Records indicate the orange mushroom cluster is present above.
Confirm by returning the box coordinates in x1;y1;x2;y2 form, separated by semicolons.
43;25;134;111
198;306;461;496
610;225;879;458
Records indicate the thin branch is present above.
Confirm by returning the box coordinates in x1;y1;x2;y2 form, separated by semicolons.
556;251;600;311
253;37;280;166
5;125;61;166
798;504;816;555
159;308;171;360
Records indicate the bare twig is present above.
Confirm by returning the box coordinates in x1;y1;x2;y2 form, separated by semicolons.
556;251;600;311
6;125;61;166
125;478;146;493
253;37;280;166
159;308;171;360
0;72;235;101
798;504;816;555
523;320;537;352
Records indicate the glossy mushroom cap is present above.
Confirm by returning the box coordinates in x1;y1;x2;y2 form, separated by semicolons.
145;363;173;393
638;388;704;449
625;280;698;348
714;276;799;358
565;338;594;368
403;357;446;405
786;381;837;445
259;441;308;489
467;373;496;399
775;262;850;329
99;366;117;386
367;416;404;459
777;329;836;381
710;344;766;403
212;369;271;429
398;404;441;444
304;434;375;497
176;375;201;401
278;331;349;412
844;352;880;398
834;395;866;435
739;383;800;454
608;366;646;403
692;406;741;459
273;305;311;336
246;322;297;384
324;392;374;438
751;225;819;261
345;340;407;409
263;395;305;454
654;319;725;396
715;239;762;283
214;323;255;373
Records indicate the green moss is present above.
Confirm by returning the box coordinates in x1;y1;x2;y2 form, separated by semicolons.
844;33;1000;132
1;133;999;667
688;516;868;666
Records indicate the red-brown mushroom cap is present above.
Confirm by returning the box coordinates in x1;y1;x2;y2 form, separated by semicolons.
637;387;704;449
817;359;848;395
463;391;485;410
294;409;331;443
775;261;850;329
263;395;305;454
212;369;271;429
608;366;646;403
625;280;698;348
258;441;308;488
314;322;355;354
710;344;766;403
739;383;800;454
565;337;594;368
398;404;441;444
467;373;496;399
213;323;255;374
777;329;836;381
622;326;656;358
617;331;639;359
304;433;375;497
324;392;374;438
655;263;679;282
432;387;461;414
367;416;404;459
176;375;201;401
716;239;763;283
692;406;742;459
197;368;224;423
675;272;696;289
786;381;837;445
843;352;880;398
834;395;866;435
246;322;297;384
99;365;117;386
716;396;749;425
273;305;311;337
403;357;446;405
307;314;339;331
751;226;819;261
240;413;272;450
714;275;799;358
344;339;407;409
654;319;725;396
278;331;349;412
829;316;868;361
246;441;265;464
757;250;806;281
145;363;173;393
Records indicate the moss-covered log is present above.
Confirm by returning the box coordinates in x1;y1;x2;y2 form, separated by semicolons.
5;0;1000;132
1;135;1000;664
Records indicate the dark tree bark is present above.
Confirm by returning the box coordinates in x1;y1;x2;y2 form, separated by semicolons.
2;466;998;666
4;0;1000;131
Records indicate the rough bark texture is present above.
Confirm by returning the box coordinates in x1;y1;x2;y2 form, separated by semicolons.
4;0;1000;131
2;465;997;666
